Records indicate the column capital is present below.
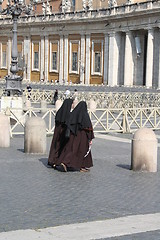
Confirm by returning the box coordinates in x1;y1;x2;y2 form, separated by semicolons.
44;35;49;39
59;34;64;38
125;30;132;36
24;34;31;39
144;27;154;34
80;32;85;36
104;32;109;37
147;27;154;31
64;34;69;38
147;28;154;40
40;35;45;39
85;33;91;37
7;34;12;39
108;31;116;37
7;36;12;41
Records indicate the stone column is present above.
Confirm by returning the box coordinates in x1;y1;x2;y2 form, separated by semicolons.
24;36;31;81
80;34;85;84
108;32;118;86
146;29;154;88
7;37;12;76
40;36;45;81
59;35;64;84
85;34;91;85
103;33;109;85
44;35;49;82
64;34;69;84
158;28;160;89
124;31;133;86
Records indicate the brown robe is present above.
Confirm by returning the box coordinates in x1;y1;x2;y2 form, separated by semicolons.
48;125;94;170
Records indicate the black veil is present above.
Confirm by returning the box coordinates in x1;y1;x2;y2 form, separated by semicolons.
69;101;93;135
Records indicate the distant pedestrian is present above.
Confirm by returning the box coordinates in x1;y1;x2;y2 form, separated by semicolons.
53;89;58;105
73;89;78;100
64;89;70;98
26;84;32;99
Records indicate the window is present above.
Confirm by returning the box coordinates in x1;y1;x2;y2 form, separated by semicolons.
91;40;103;75
72;0;75;6
50;41;59;72
18;52;23;70
34;52;39;69
72;52;78;72
52;52;57;71
69;40;80;74
32;41;40;71
2;51;7;68
95;52;101;73
72;0;75;10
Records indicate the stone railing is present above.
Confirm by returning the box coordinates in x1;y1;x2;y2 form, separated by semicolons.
1;88;160;108
4;106;160;136
0;0;159;24
0;89;160;108
21;90;160;109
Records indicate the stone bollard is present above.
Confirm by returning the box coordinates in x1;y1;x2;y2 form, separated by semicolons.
0;113;10;147
40;100;47;113
131;128;157;172
24;117;46;154
55;99;62;112
89;99;97;112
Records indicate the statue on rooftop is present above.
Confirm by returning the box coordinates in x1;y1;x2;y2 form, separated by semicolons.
62;0;71;13
108;0;117;7
82;0;93;11
46;1;51;15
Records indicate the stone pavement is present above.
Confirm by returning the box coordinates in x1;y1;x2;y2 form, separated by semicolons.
0;132;160;239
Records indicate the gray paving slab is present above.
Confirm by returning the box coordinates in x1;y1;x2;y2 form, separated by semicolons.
97;229;160;240
0;133;160;237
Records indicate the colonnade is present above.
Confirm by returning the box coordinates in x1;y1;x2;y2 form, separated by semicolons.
3;27;160;87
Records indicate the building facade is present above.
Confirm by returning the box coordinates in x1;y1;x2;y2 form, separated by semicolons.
0;0;160;88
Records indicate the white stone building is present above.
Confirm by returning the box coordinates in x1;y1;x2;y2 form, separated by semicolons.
0;0;160;88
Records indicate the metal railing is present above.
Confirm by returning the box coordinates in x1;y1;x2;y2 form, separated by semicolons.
4;106;160;136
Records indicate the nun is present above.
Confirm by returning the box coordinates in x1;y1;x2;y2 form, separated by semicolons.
48;99;94;172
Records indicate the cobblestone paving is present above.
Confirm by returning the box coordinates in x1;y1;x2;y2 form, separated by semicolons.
0;134;160;234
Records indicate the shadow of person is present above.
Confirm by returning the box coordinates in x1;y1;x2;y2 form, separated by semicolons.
39;158;52;168
116;164;131;170
17;149;24;153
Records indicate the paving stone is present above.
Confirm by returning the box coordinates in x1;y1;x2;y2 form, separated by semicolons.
0;133;160;239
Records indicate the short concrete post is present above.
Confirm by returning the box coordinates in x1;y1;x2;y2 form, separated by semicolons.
131;128;157;172
24;117;46;154
40;100;47;113
55;99;62;112
0;113;10;147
